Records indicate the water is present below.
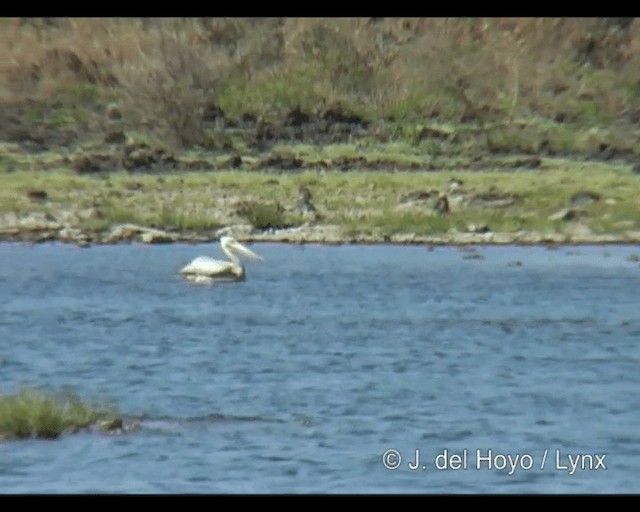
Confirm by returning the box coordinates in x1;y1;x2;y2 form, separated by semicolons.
0;242;638;494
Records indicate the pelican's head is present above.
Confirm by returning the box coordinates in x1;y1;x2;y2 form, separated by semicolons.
220;236;264;262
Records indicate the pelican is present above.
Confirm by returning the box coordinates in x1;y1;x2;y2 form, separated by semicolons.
179;236;263;284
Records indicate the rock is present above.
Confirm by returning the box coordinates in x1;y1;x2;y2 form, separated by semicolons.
58;227;92;246
626;254;640;262
399;190;436;203
140;230;175;244
569;191;601;206
514;231;544;244
466;223;491;234
17;212;61;232
215;224;256;239
624;231;640;243
102;224;178;245
249;224;345;244
390;233;417;244
489;232;515;244
562;223;594;242
548;208;586;222
469;192;518;208
97;417;122;431
96;417;140;435
541;233;569;244
104;223;147;243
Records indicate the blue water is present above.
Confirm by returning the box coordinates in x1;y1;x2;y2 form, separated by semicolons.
0;242;638;494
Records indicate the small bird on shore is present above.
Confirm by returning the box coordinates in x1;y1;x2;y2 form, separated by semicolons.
297;185;322;221
434;192;450;214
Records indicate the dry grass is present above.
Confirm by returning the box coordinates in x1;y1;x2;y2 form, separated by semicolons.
3;18;640;132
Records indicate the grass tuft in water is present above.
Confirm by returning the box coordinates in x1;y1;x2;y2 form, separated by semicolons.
0;388;120;441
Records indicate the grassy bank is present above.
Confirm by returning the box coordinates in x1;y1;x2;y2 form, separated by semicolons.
1;153;638;244
0;388;124;440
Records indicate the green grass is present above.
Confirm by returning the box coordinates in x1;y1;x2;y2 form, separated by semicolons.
0;389;119;440
0;156;638;240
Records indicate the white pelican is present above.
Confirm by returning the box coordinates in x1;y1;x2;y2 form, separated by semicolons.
179;236;263;284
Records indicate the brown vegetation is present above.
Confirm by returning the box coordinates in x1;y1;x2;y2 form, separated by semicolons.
2;18;639;153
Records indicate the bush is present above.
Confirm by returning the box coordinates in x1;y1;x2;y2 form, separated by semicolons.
235;200;291;230
115;20;226;149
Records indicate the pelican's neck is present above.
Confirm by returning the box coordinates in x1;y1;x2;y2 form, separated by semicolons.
221;243;240;265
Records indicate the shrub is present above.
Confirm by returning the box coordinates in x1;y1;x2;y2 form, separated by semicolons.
235;200;292;230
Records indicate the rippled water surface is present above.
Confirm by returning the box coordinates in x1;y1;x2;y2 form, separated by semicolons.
0;242;639;493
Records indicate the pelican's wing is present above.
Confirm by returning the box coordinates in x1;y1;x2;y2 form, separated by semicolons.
179;256;234;277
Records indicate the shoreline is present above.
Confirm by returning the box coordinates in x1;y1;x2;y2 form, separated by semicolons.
2;222;640;247
2;164;639;249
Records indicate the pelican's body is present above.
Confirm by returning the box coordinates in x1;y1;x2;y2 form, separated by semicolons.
180;236;263;284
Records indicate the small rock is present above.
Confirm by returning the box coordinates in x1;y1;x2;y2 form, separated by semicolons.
548;208;586;222
466;223;491;234
399;190;435;203
563;222;593;238
569;191;600;206
97;417;123;431
624;231;640;242
18;212;61;231
140;230;175;244
104;223;146;243
469;192;518;208
58;227;92;246
447;178;464;191
215;224;255;239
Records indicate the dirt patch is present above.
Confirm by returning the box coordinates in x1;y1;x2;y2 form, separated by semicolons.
73;142;179;174
258;153;304;170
